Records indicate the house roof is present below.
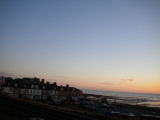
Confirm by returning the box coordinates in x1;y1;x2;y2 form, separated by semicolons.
3;77;82;93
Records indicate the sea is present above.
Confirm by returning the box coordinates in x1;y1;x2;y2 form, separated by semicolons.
82;89;160;108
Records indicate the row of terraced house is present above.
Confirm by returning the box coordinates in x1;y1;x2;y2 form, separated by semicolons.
0;76;83;104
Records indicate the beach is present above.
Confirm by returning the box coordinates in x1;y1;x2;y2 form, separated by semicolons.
82;89;160;108
82;92;160;119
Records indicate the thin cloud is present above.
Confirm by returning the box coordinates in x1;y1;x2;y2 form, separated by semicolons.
128;79;135;82
100;82;114;85
120;78;135;82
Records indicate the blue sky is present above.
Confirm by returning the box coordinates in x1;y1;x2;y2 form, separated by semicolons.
0;0;160;93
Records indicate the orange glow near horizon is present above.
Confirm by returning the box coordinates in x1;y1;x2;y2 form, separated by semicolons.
46;75;160;94
4;71;160;94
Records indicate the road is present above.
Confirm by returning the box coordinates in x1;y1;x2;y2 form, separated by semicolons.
0;95;105;120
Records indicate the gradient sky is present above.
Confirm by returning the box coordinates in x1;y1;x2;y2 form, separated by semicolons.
0;0;160;93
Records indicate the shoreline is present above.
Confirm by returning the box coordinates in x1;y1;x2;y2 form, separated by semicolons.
83;92;160;109
83;93;160;112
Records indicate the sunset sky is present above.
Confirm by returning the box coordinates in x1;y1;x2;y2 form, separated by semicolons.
0;0;160;93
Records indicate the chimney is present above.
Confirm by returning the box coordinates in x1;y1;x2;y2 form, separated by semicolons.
66;84;69;88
